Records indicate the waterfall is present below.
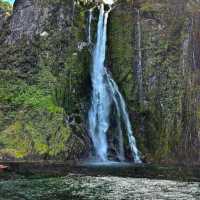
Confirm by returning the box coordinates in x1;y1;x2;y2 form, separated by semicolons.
182;36;189;75
88;8;93;44
88;4;141;163
106;71;125;161
88;4;111;161
106;71;141;163
136;9;143;104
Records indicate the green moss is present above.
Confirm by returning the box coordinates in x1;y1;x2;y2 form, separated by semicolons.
0;110;70;158
0;1;90;160
107;0;191;163
108;6;136;105
140;2;156;13
0;0;12;12
13;86;63;113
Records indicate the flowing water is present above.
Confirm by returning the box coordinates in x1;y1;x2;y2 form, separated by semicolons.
106;72;141;162
88;4;141;163
0;174;199;200
88;4;111;161
88;8;93;44
136;9;144;104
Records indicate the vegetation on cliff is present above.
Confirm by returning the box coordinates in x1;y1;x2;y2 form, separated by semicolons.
0;0;90;160
0;0;12;12
0;0;199;165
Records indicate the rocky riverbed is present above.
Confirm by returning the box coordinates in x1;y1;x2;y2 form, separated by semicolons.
0;174;199;200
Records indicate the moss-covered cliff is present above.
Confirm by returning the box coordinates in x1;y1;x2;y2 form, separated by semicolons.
108;0;200;164
0;0;91;160
0;0;199;165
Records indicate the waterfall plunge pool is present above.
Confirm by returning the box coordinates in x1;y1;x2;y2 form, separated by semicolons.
0;161;200;181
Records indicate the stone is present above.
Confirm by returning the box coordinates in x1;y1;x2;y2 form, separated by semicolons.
40;31;49;37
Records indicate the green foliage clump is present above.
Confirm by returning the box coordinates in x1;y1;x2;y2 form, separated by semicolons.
0;68;63;114
0;64;69;159
0;0;12;12
13;86;63;113
140;2;155;13
0;111;70;158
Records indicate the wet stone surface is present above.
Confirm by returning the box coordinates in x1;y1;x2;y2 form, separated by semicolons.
0;174;199;200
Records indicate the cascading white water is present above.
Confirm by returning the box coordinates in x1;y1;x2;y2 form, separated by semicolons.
88;4;111;161
136;9;143;104
88;8;93;44
106;71;141;163
106;71;125;161
88;4;141;163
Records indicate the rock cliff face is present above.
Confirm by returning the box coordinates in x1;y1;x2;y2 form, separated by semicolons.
5;0;75;43
109;0;200;164
6;0;48;43
0;0;199;165
0;8;8;31
0;1;11;32
0;0;90;160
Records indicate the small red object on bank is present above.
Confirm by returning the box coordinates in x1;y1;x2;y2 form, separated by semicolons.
0;165;8;172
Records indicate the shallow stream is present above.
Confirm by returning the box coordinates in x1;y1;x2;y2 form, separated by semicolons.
0;174;199;200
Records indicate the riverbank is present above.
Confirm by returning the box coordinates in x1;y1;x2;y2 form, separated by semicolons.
0;161;199;182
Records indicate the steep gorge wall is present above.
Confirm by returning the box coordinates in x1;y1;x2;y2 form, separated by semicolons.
0;0;200;165
108;0;200;164
0;0;91;160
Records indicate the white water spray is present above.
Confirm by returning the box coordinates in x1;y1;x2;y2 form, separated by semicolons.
106;71;141;163
88;8;93;44
88;4;141;163
88;4;111;161
136;9;143;104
